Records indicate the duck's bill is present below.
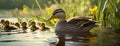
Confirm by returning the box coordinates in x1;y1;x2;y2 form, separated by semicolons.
47;16;55;21
47;17;52;21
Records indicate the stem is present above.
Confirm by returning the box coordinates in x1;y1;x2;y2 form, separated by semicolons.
102;0;108;12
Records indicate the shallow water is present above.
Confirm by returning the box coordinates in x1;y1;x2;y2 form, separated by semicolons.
0;18;91;46
0;30;92;46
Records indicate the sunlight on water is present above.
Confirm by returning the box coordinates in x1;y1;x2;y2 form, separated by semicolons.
0;31;56;46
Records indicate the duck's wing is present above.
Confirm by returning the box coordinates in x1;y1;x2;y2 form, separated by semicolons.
67;16;91;26
66;21;97;37
81;21;97;27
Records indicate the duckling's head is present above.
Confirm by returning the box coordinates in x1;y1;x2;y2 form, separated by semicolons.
15;22;20;27
22;22;27;26
40;23;45;27
5;20;10;25
0;19;5;23
30;21;36;26
48;9;66;20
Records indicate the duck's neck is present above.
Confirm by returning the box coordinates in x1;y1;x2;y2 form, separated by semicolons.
58;19;66;22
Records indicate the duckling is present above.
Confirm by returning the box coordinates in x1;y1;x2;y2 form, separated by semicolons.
15;22;20;29
0;19;5;28
48;9;98;46
40;23;50;31
0;19;5;24
21;22;27;32
29;21;39;32
2;20;18;32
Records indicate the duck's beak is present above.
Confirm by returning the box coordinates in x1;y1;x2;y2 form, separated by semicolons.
47;16;54;21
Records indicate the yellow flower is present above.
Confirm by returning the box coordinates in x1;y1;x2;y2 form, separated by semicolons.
89;6;97;14
23;5;28;13
46;7;53;12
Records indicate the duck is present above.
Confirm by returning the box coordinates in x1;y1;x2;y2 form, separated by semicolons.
14;22;20;29
21;22;28;32
0;19;5;24
47;9;97;46
40;23;50;31
2;20;18;32
0;19;5;28
29;21;39;32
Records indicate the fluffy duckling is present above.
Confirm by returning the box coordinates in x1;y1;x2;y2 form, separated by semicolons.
2;20;18;32
40;23;50;31
21;22;28;32
29;21;39;32
0;19;5;27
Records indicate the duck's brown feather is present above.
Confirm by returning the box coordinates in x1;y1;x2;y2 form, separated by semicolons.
67;16;91;26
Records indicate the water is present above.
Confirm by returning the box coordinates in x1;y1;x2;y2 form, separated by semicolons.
0;30;91;46
0;31;55;46
0;10;118;46
0;17;91;46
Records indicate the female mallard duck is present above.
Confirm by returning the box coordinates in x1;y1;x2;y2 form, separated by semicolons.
40;23;50;31
29;21;39;32
2;20;18;32
47;9;97;46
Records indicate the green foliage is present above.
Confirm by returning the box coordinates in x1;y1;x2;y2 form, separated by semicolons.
92;0;120;33
0;0;54;9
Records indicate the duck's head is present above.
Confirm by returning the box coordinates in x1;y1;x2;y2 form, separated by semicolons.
48;9;66;20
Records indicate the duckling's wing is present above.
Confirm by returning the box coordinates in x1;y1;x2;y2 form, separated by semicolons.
67;17;90;26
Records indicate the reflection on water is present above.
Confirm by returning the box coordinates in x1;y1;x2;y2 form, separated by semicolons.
0;30;94;46
0;40;20;42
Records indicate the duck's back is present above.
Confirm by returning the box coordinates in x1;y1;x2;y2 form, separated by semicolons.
67;17;91;27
